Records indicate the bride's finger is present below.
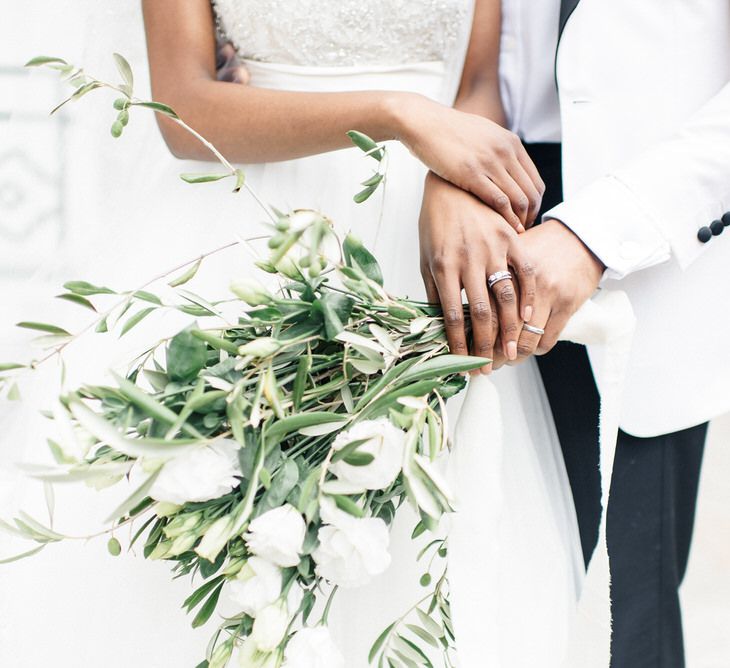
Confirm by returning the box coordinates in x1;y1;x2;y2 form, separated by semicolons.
471;176;524;232
508;159;542;226
491;170;530;228
421;267;440;304
463;273;495;374
488;269;520;362
508;248;537;324
515;143;546;205
432;273;469;356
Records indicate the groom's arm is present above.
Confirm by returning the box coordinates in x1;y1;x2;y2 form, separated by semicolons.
545;80;730;280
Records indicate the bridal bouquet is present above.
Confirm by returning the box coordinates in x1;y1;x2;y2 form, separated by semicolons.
0;56;482;667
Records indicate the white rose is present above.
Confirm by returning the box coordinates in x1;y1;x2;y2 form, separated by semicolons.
238;636;280;668
311;499;391;588
133;439;241;505
328;418;406;492
226;557;282;617
282;627;344;668
251;601;290;652
245;504;306;567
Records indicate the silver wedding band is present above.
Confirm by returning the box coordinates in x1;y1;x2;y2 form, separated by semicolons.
522;323;546;336
487;270;512;289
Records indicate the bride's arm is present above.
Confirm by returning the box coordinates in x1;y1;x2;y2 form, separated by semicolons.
142;0;409;163
142;0;539;228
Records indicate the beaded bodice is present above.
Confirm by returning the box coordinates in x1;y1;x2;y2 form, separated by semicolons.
212;0;470;67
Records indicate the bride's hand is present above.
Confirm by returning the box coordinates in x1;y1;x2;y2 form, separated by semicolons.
397;96;544;232
419;172;538;373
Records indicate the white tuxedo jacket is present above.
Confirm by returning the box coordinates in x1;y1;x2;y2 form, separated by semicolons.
546;0;730;437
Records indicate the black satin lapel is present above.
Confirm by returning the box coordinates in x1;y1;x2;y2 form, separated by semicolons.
559;0;581;36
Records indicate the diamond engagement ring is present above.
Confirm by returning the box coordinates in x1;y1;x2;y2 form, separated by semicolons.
487;271;512;289
522;323;546;336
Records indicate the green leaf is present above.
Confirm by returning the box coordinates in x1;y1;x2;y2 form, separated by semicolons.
190;330;239;355
0;362;25;372
399;355;486;384
343;451;375;466
67;396;200;459
292;354;311;411
25;56;67;67
168;258;202;287
258;459;300;514
0;544;46;564
133;290;163;305
342;234;384;286
361;173;384;188
265;412;348;445
63;280;116;296
405;624;438;648
347;130;384;161
96;317;109;333
331;437;371;464
167;329;208;383
55;293;96;311
191;580;224;628
133;101;179;119
179;173;230;184
354;184;378;204
369;622;396;663
16;321;70;335
120;307;156;337
104;467;162;522
183;575;225;612
313;292;354;340
6;383;21;401
331;494;365;518
112;52;134;90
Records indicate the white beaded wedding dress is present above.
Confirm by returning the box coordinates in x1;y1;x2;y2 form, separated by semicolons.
209;1;590;666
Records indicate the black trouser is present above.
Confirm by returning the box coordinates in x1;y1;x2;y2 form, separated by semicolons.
526;143;707;668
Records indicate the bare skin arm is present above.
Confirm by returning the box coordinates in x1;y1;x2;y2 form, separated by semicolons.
142;0;542;221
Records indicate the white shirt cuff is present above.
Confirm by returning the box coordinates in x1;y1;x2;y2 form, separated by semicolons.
544;176;672;280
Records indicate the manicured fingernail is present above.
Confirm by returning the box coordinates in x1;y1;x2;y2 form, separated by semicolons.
517;224;525;233
507;341;518;361
524;306;533;322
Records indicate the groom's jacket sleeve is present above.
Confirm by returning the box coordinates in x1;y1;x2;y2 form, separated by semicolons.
544;80;730;281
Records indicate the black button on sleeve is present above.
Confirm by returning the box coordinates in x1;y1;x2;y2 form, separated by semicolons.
697;226;712;243
711;219;725;236
723;212;730;227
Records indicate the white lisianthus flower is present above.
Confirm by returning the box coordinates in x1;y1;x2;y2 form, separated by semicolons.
311;499;391;588
251;601;291;652
196;515;234;562
245;504;306;567
238;636;280;668
132;439;241;505
226;557;282;617
329;418;406;492
282;626;345;668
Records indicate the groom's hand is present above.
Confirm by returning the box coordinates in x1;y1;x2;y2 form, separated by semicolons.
419;173;537;373
504;220;605;364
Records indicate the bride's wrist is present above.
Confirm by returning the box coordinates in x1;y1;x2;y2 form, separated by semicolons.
377;91;429;144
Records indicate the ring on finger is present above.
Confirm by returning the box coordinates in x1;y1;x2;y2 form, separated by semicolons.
487;270;513;289
522;323;545;336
